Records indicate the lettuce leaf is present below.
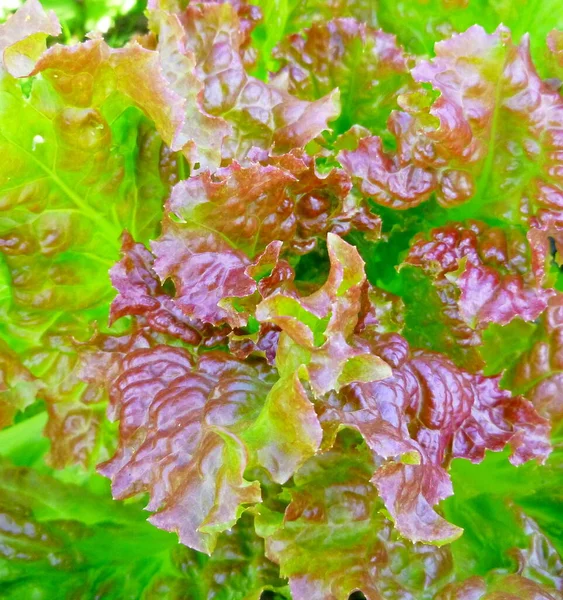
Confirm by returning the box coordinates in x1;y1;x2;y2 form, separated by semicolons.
150;0;340;166
0;452;287;599
274;18;410;134
340;25;563;218
262;433;454;600
0;1;184;465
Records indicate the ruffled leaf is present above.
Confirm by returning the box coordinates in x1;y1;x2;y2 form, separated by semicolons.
0;0;60;78
263;435;455;600
256;233;392;394
98;347;265;553
242;372;323;484
151;219;257;327
168;149;379;255
167;161;298;256
99;344;318;554
338;129;437;210
110;231;219;345
274;18;410;134
321;329;550;545
151;10;230;169
405;221;550;328
340;26;563;217
149;1;340;163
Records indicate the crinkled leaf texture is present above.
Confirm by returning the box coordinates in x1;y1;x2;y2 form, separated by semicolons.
274;17;410;135
319;331;550;546
405;222;551;328
0;0;189;466
98;342;323;555
339;25;563;216
100;228;551;576
263;435;455;600
256;233;392;395
150;0;340;166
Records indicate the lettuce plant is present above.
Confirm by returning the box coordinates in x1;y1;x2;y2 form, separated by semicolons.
1;1;563;599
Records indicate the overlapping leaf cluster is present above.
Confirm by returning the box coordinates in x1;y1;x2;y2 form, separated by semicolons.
1;0;563;598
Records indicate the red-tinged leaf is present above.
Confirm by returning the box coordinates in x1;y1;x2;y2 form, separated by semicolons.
319;342;461;545
263;438;454;600
338;135;437;210
152;11;230;169
455;262;548;328
109;231;224;346
32;38;186;157
273;90;341;154
39;329;153;469
151;219;256;327
373;461;462;546
148;428;262;554
504;293;563;428
405;222;550;328
98;346;280;553
245;240;294;298
408;25;563;217
167;162;297;256
274;18;410;134
229;322;281;366
341;26;563;217
0;340;42;429
450;374;551;467
369;333;550;466
510;513;563;592
355;282;405;336
150;2;340;162
265;150;381;252
125;217;292;334
0;0;60;78
435;574;561;600
319;328;550;544
150;0;262;65
167;149;378;257
256;233;392;395
218;240;297;330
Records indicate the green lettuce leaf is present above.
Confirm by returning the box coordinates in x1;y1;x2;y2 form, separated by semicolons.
0;1;187;465
0;453;287;599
